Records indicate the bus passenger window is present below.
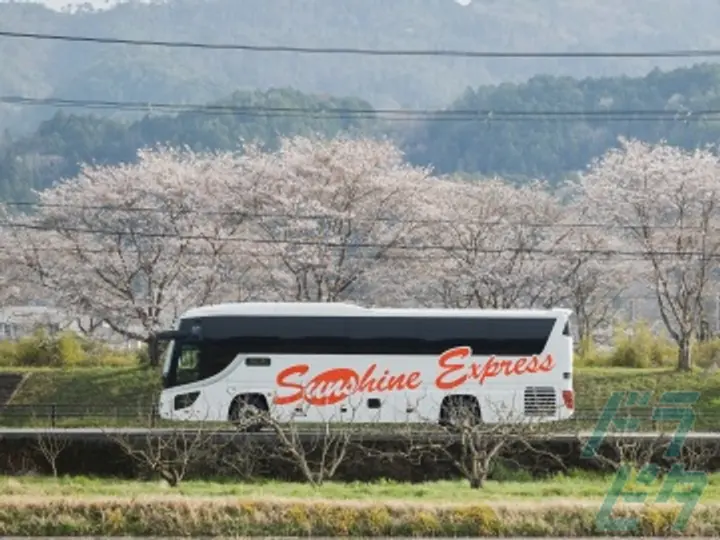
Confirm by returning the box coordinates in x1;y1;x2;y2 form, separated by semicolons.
246;357;271;367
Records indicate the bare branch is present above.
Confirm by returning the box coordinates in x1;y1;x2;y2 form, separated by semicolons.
257;400;364;487
33;431;70;478
105;410;229;486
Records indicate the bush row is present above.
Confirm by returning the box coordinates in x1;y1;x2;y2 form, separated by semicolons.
0;498;715;537
577;321;720;369
0;330;141;368
3;436;719;483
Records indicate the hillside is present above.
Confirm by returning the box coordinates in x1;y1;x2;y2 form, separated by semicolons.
4;63;720;199
3;0;720;133
0;87;375;200
407;63;720;178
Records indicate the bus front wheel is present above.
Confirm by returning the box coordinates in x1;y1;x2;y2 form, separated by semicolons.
229;394;269;432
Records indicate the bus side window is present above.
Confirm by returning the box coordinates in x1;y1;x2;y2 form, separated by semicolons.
246;357;271;367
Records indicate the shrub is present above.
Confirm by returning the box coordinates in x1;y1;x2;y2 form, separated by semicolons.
14;329;60;367
55;332;85;366
607;321;676;368
576;321;676;369
575;335;610;367
692;337;720;369
579;321;720;370
0;330;138;368
0;340;20;367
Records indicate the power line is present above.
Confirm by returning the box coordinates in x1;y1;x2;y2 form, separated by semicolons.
0;244;598;260
0;242;710;263
6;95;702;116
0;220;716;259
0;242;703;263
0;96;712;123
2;201;713;231
2;29;720;59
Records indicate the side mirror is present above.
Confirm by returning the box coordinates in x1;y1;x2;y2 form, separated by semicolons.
147;330;182;366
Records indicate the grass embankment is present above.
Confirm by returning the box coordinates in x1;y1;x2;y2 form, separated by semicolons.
8;366;159;405
2;366;720;429
0;367;159;427
574;367;720;425
0;474;717;536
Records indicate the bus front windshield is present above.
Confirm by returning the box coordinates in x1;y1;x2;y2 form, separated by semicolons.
164;339;240;389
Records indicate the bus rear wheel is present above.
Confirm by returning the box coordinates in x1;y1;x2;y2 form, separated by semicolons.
229;394;268;432
439;395;482;429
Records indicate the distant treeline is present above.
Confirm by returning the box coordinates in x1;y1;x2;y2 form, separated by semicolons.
3;64;720;200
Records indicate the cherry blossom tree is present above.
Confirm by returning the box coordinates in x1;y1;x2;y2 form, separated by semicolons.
411;176;574;309
8;132;708;372
0;205;43;308
561;228;636;345
241;136;436;304
578;138;720;370
8;146;267;351
548;190;637;345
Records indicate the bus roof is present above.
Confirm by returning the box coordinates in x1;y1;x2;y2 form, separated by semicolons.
180;302;571;320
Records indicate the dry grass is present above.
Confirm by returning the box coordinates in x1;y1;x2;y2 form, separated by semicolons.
0;496;715;536
0;473;716;536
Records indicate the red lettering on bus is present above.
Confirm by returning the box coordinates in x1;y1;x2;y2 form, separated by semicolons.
435;346;473;390
274;364;422;406
273;364;311;405
435;348;555;390
274;348;555;405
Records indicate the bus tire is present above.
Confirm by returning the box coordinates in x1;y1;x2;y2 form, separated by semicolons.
229;394;268;432
439;395;482;428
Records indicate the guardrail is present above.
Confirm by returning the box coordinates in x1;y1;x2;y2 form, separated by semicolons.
0;403;717;430
0;403;160;427
0;427;719;444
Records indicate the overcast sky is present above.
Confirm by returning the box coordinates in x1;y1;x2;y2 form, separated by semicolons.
8;0;474;11
4;0;130;11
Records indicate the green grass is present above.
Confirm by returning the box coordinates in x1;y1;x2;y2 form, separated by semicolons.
2;471;720;502
0;366;160;427
574;367;720;409
2;365;720;429
573;367;720;430
6;366;159;405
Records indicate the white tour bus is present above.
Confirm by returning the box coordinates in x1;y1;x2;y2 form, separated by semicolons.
154;302;575;426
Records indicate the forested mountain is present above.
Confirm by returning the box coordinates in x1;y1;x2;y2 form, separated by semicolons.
4;63;720;200
407;64;720;178
0;88;375;200
3;0;720;133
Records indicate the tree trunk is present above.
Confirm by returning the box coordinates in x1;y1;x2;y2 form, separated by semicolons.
677;339;692;371
469;460;486;489
469;476;483;489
